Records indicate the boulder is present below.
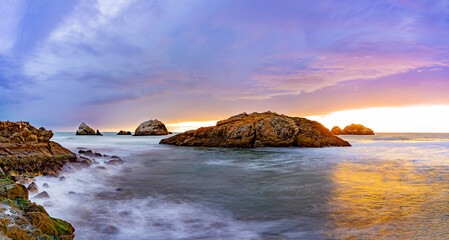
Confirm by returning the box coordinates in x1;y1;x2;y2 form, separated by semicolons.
134;119;169;136
117;130;131;135
34;191;50;199
27;182;39;193
76;122;102;135
0;121;77;176
340;124;374;135
160;112;350;148
330;126;343;135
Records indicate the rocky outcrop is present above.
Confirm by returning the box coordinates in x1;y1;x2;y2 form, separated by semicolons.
117;130;131;135
160;112;350;148
330;126;343;135
76;122;102;135
0;121;77;176
0;177;74;239
339;124;374;135
134;120;169;136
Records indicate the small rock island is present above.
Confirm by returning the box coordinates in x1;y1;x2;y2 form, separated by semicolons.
117;130;132;135
332;123;374;135
134;119;169;136
330;126;343;135
160;112;350;148
76;122;102;135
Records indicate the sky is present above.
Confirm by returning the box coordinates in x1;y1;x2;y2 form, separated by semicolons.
0;0;449;132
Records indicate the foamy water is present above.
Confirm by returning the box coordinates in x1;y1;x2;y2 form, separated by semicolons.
30;133;449;239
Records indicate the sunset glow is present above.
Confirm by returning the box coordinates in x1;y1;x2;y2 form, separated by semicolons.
166;120;218;133
1;0;449;131
308;105;449;133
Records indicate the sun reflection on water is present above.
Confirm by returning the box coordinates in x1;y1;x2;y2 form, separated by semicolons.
327;159;449;239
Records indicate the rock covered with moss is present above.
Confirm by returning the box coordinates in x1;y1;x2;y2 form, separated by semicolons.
0;176;74;239
134;120;169;136
76;123;102;136
0;121;77;177
160;112;350;148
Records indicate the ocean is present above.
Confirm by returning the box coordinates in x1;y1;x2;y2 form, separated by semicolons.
31;133;449;239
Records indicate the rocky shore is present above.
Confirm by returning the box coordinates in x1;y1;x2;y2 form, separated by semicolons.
0;121;80;239
160;112;350;148
0;122;77;177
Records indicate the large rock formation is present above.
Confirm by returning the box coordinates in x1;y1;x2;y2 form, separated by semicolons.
0;121;77;239
134;119;169;136
0;121;77;176
338;124;374;135
117;130;131;135
160;112;350;148
330;126;343;135
76;122;102;135
0;176;74;239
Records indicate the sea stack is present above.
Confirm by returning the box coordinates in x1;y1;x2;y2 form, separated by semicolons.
134;119;169;136
330;126;343;135
160;112;351;148
117;130;132;135
76;122;102;135
334;124;374;135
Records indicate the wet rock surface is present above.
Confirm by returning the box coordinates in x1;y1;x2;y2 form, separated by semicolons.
160;112;351;148
134;119;169;136
0;177;74;239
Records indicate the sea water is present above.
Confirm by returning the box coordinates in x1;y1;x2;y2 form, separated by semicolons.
31;133;449;239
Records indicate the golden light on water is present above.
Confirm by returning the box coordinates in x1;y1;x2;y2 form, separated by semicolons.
308;105;449;132
328;160;449;239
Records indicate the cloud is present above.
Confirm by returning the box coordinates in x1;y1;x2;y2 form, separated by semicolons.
1;0;449;130
0;0;24;54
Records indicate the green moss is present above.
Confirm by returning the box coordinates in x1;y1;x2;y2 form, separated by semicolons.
50;217;74;236
0;177;14;185
12;198;31;211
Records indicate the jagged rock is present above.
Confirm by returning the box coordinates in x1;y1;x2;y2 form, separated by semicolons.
117;130;131;135
330;126;343;135
0;178;74;239
134;119;169;136
340;124;374;135
76;122;102;135
34;191;50;199
27;182;39;193
0;121;77;176
0;121;53;144
160;112;351;148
